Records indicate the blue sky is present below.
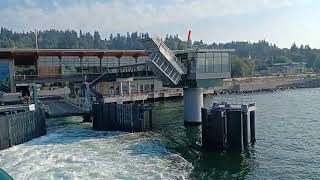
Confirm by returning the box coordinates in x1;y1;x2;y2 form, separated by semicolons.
0;0;319;48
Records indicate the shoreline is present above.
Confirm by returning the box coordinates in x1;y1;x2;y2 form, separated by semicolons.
204;75;320;96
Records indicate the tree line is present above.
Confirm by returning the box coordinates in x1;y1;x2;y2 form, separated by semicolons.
1;27;320;77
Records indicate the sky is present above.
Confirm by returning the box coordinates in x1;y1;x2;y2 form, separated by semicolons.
0;0;319;48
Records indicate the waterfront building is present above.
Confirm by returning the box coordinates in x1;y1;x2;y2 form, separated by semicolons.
0;48;233;101
271;62;306;75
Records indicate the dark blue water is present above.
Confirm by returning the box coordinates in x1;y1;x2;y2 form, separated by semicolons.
1;88;320;179
152;88;320;179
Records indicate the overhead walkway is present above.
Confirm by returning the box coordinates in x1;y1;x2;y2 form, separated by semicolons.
14;63;148;85
139;36;187;85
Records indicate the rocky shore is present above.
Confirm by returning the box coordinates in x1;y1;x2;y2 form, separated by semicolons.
204;75;320;96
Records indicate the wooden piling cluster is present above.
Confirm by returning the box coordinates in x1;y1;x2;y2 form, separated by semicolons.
92;103;153;132
202;102;256;151
0;109;47;150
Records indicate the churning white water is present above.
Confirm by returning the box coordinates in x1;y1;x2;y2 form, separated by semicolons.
0;117;193;179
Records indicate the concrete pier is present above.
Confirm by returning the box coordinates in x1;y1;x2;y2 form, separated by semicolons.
183;88;203;125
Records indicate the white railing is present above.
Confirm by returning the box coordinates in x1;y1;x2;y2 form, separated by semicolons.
212;97;255;106
153;36;187;74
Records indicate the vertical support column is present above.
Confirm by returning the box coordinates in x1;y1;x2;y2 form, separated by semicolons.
9;58;16;93
36;55;39;78
99;57;102;73
80;56;83;76
32;84;39;110
242;105;249;147
83;82;91;111
112;81;115;95
145;64;148;77
149;110;153;130
117;57;121;74
183;88;203;125
250;110;256;144
136;80;139;94
128;81;131;95
58;56;62;76
135;56;138;64
133;57;138;77
119;81;123;96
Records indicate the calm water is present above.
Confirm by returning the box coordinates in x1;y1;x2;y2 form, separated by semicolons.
1;88;320;179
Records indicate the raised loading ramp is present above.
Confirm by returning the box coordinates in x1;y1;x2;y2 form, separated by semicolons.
42;100;88;118
140;36;187;85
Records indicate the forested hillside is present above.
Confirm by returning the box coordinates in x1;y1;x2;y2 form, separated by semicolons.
1;27;320;76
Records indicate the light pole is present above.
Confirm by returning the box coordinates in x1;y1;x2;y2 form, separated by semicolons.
35;29;38;49
251;60;255;77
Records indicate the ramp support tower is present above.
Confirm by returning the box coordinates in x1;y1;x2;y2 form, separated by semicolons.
183;88;203;125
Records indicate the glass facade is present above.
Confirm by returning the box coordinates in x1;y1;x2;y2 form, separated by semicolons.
119;56;135;66
61;56;81;75
214;53;222;73
82;56;100;74
221;53;229;73
197;53;206;73
38;56;60;67
35;51;230;78
37;55;150;76
196;52;230;74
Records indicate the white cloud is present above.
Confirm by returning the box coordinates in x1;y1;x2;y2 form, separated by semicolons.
3;0;319;48
0;0;299;33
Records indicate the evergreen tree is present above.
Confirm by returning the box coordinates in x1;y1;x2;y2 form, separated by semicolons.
1;27;320;75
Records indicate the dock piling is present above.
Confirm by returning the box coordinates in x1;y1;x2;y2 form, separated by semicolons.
226;110;243;151
92;103;153;132
201;100;256;152
242;105;249;147
202;108;227;151
250;110;256;144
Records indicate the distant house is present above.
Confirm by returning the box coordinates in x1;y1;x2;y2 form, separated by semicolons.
256;68;272;76
271;62;306;75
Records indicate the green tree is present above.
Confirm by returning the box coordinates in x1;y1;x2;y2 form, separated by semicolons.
231;56;252;77
313;56;320;72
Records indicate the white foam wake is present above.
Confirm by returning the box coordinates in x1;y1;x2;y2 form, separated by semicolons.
0;118;193;179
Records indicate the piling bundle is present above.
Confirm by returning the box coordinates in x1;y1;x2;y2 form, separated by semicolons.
202;102;256;152
92;103;153;132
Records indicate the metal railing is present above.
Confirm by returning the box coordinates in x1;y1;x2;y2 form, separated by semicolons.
153;36;187;74
14;63;150;81
212;96;255;106
100;88;183;97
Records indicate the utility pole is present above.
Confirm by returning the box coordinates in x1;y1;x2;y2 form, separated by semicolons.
35;29;39;49
252;60;255;77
